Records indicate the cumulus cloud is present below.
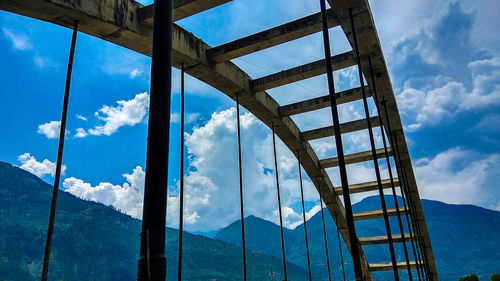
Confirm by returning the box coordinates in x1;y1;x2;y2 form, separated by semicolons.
17;153;66;178
37;121;68;139
63;166;145;218
414;147;500;210
74;128;88;138
88;92;149;136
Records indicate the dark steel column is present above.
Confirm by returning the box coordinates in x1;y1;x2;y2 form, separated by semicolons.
137;0;173;280
319;1;364;279
318;184;332;281
41;21;78;281
177;64;185;281
236;92;248;281
272;123;288;280
368;57;413;280
348;9;399;280
297;152;312;281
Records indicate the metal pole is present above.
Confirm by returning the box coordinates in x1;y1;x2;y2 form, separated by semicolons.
368;56;413;280
319;1;363;279
236;92;248;281
41;20;78;281
137;0;172;279
272;123;288;280
177;63;185;281
318;183;332;281
297;151;312;281
348;9;399;280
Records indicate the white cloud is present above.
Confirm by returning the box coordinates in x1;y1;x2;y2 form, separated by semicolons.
88;92;149;136
17;153;66;178
170;112;201;124
74;128;88;138
414;147;500;210
397;57;500;131
63;166;145;218
129;68;142;79
76;114;87;121
2;28;32;50
37;121;69;139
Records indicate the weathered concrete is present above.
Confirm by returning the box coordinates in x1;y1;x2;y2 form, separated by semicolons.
353;207;407;221
359;233;412;245
370;261;422;271
251;51;356;91
137;0;232;23
206;9;339;63
279;86;371;116
302;116;379;141
335;178;400;195
320;147;392;168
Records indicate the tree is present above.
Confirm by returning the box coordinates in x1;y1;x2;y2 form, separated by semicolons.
491;273;500;281
459;274;479;281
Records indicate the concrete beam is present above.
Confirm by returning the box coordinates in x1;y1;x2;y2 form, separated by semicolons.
206;9;339;63
320;147;392;168
369;261;422;271
279;86;370;116
251;51;356;91
302;116;379;141
137;0;232;23
353;207;407;221
334;178;399;195
359;233;412;246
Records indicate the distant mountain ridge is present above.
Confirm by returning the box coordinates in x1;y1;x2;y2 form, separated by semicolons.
1;161;499;280
0;161;312;281
215;193;500;281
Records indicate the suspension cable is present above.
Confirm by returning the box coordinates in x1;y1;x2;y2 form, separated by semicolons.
348;9;399;280
318;183;332;281
335;213;347;281
368;56;413;280
297;151;312;281
41;20;78;281
319;1;363;279
177;63;185;281
381;99;426;280
236;92;248;281
272;123;287;280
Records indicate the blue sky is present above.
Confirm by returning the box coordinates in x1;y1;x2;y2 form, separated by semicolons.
0;0;499;232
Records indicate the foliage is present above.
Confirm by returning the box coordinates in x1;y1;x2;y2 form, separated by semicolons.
491;273;500;281
459;274;479;281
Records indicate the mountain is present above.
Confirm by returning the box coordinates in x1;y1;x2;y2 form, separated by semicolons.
0;161;312;281
216;195;500;281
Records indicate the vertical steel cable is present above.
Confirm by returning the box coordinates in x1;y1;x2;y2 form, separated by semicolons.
368;56;413;280
272;123;287;280
319;1;364;279
318;183;332;281
381;99;425;281
177;63;185;281
348;9;399;280
297;151;312;281
236;92;248;281
401;168;428;280
41;20;78;281
335;213;347;281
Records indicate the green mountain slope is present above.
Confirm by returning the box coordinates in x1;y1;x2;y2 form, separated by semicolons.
216;195;500;281
0;161;311;281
